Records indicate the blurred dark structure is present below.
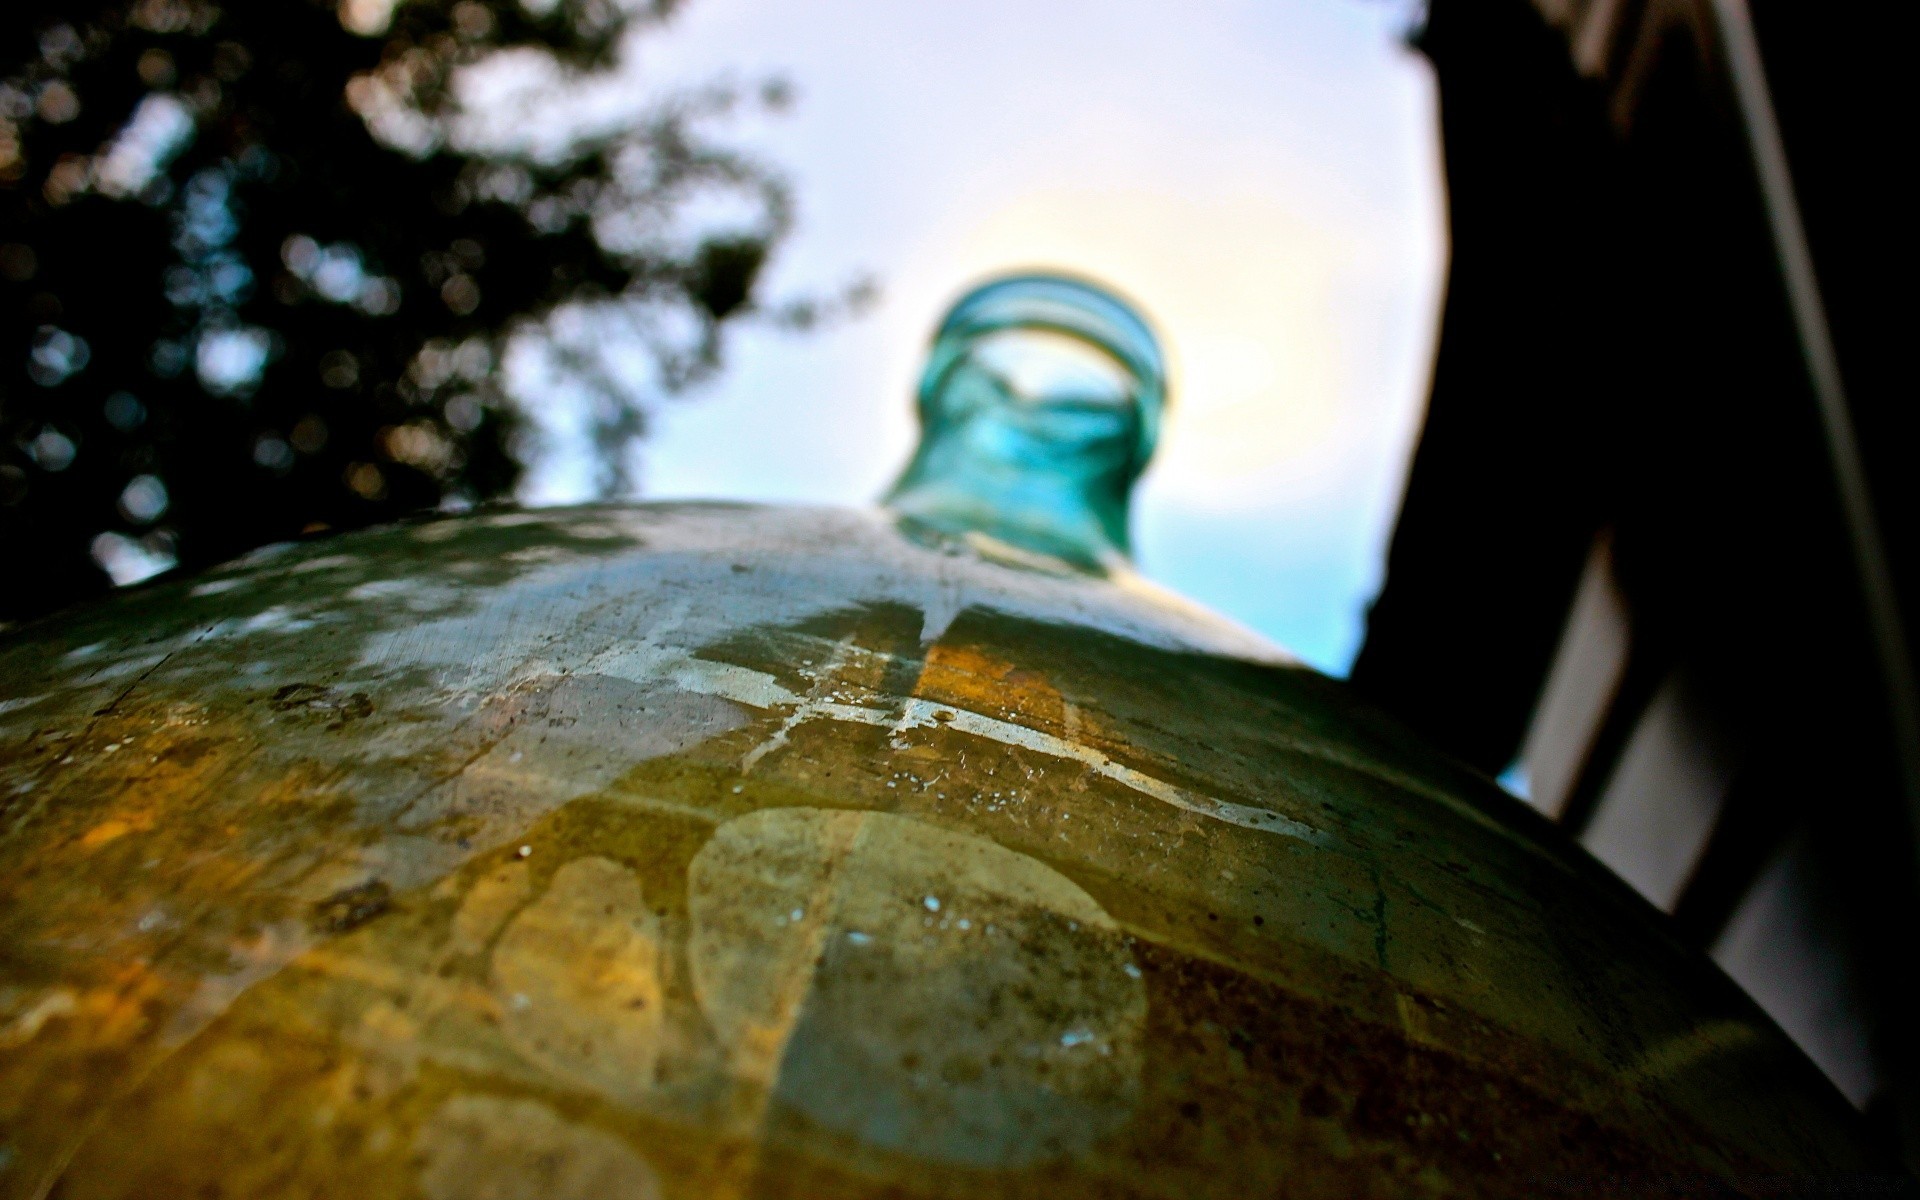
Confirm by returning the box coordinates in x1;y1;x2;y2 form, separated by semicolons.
1353;0;1920;1169
1;0;815;623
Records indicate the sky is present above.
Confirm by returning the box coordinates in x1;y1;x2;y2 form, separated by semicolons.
513;0;1446;675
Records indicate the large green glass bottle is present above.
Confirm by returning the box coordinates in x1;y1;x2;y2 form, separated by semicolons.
0;275;1888;1198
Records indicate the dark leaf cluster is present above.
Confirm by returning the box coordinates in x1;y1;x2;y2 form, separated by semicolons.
0;0;805;620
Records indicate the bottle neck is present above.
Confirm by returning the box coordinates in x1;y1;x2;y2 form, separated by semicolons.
883;276;1165;573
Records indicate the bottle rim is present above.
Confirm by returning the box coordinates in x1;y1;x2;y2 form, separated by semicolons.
917;272;1166;476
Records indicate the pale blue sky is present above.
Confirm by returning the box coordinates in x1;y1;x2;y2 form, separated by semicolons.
508;0;1445;674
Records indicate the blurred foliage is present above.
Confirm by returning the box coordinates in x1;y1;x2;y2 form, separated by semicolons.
1;0;834;620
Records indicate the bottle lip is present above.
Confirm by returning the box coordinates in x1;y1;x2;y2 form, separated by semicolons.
920;273;1166;473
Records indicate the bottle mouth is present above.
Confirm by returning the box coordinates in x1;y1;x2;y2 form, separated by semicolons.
885;273;1168;572
919;274;1165;478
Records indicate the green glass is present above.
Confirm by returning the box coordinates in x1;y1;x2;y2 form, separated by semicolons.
884;274;1166;571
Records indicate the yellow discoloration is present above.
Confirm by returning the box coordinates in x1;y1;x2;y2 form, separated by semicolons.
492;857;665;1104
688;808;1146;1168
1395;992;1434;1046
415;1095;663;1200
914;641;1069;733
449;859;534;956
0;988;78;1048
77;815;148;849
688;808;863;1087
0;505;1879;1198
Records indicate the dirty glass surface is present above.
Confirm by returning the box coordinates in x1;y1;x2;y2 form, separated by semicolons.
0;501;1876;1199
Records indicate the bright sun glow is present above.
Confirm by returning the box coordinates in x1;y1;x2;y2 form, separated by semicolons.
948;187;1350;502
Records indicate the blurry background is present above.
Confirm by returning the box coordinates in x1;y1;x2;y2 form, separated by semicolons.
1;0;852;623
0;0;1443;674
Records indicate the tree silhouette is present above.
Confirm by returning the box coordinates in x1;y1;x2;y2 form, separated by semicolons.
1;0;834;620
